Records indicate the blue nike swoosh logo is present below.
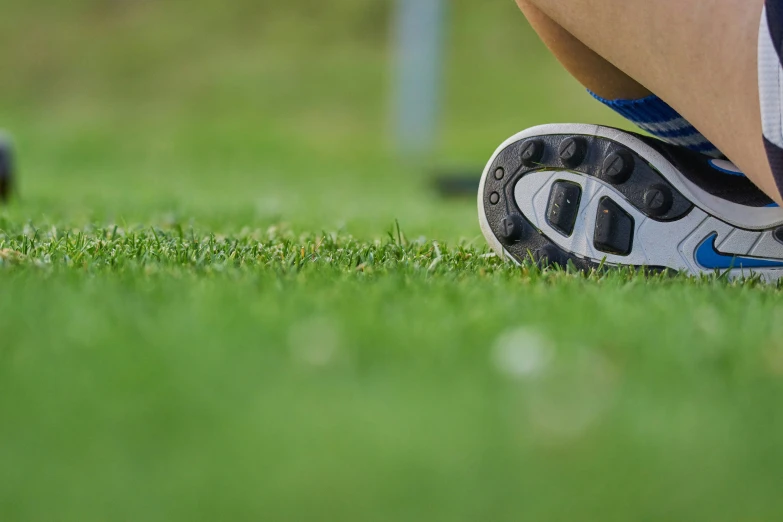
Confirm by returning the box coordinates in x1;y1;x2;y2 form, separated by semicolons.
695;233;783;270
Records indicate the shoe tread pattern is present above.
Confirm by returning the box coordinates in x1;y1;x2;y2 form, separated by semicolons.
482;133;692;269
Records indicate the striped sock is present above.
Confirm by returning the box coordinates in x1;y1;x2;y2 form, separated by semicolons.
760;2;783;198
589;91;723;158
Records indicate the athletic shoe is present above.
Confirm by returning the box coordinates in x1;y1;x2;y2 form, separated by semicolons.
478;124;783;281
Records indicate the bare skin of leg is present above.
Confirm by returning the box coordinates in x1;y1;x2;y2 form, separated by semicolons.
516;0;651;100
516;0;783;205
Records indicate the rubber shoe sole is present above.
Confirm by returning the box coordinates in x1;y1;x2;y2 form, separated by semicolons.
478;124;783;281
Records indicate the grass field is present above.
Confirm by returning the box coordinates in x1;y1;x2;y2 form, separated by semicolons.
2;1;783;520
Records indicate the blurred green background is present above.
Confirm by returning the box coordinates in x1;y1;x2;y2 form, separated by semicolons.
5;3;781;522
0;0;619;237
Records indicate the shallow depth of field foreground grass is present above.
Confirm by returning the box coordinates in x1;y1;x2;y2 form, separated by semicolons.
2;1;783;521
2;226;783;521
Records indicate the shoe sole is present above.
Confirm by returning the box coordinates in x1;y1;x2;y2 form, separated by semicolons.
478;124;783;281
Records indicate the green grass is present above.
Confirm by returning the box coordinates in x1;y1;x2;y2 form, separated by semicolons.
1;1;783;521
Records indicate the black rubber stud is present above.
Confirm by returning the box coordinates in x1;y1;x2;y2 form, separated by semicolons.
494;167;505;180
546;181;582;237
643;184;674;217
559;137;587;168
498;215;528;244
602;150;634;185
535;245;563;267
594;197;635;256
775;227;783;245
489;192;500;205
520;139;544;167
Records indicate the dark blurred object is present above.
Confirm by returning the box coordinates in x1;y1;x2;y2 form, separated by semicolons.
0;134;13;202
433;171;481;198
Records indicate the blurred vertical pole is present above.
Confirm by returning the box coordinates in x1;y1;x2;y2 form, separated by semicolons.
393;0;445;158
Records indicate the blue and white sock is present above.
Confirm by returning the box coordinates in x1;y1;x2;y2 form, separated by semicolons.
589;91;723;158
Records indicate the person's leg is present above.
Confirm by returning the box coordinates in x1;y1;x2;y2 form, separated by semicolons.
517;0;782;205
516;0;649;100
517;0;725;159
